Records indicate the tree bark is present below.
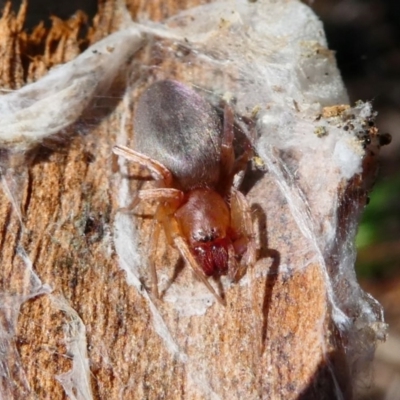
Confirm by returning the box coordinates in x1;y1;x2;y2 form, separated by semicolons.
0;1;384;399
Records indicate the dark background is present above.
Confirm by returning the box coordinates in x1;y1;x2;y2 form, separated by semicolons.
2;0;400;398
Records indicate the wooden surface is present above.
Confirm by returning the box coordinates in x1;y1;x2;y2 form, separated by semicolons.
0;1;367;399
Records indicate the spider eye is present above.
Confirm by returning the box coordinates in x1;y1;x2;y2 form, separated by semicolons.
192;230;204;242
192;228;220;243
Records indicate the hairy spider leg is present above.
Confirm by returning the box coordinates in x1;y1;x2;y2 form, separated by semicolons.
230;186;261;352
218;104;236;195
230;187;257;280
149;208;162;299
113;145;173;187
134;190;184;300
232;111;255;177
219;105;254;194
232;137;253;176
221;105;235;169
131;188;183;208
130;189;185;299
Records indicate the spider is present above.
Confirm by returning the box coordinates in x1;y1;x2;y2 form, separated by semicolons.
113;80;257;305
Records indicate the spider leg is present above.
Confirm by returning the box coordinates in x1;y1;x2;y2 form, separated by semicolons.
232;114;255;175
137;190;183;300
219;104;236;193
131;188;183;209
113;145;182;212
113;145;173;187
219;105;254;192
230;187;262;353
230;187;257;279
221;104;235;169
149;208;162;299
232;137;253;176
117;188;184;215
226;243;240;282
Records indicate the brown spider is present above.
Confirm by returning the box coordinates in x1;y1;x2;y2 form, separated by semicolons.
113;80;257;305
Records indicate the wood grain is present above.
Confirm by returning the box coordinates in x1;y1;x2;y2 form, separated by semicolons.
0;1;364;399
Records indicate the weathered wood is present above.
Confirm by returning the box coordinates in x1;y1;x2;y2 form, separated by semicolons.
0;1;383;399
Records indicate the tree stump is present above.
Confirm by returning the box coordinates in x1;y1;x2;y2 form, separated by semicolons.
0;1;386;399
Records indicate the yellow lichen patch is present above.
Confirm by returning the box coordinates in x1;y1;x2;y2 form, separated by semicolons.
322;104;350;119
314;126;328;138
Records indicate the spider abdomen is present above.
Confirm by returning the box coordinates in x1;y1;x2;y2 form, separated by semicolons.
134;80;222;191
